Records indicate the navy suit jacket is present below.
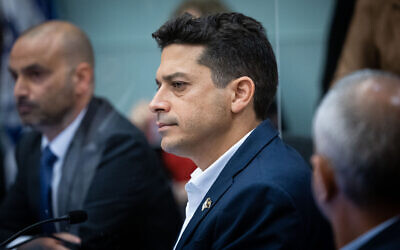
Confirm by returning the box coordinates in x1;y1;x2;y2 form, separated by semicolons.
176;120;334;250
359;218;400;250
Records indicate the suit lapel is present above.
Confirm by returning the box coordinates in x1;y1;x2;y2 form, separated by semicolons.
176;120;278;249
57;99;105;229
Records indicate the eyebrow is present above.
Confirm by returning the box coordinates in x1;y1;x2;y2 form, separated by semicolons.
22;64;46;72
8;63;46;74
162;72;189;82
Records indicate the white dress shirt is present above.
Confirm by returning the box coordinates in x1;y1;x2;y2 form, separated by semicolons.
174;129;254;249
341;215;400;250
41;108;87;218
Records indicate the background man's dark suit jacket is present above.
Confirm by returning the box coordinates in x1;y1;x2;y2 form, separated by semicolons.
0;97;182;249
359;219;400;250
176;120;334;250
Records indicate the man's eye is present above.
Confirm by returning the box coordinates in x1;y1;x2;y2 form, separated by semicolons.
171;81;186;89
155;80;161;90
10;72;17;81
28;71;44;81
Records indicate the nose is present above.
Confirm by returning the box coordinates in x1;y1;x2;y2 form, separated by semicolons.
149;87;170;113
13;76;29;99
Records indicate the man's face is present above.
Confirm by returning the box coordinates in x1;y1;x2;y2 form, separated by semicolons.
9;36;76;130
150;44;232;159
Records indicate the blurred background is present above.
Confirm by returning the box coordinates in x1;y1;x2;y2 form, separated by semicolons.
53;0;335;138
0;0;343;200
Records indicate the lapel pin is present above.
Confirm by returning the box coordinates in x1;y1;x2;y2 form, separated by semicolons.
202;197;212;211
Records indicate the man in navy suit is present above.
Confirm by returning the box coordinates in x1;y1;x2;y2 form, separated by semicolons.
312;70;400;249
150;12;334;249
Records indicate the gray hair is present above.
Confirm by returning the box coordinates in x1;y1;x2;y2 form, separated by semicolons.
313;69;400;207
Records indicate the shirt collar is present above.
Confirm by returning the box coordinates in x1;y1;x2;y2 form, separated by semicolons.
41;108;87;160
341;215;400;250
187;129;254;203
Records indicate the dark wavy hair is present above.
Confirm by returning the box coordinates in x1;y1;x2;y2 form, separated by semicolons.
152;12;278;121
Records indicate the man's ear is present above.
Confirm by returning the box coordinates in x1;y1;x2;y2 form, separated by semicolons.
311;154;338;203
73;62;93;95
229;76;255;114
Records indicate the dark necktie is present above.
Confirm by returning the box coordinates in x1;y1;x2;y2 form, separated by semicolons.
39;146;58;233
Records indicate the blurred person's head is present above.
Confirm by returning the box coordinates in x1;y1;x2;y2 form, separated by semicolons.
150;12;277;169
9;20;94;140
173;0;230;17
130;100;161;146
312;69;400;247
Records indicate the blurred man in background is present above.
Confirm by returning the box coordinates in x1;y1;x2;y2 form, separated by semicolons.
0;20;181;249
312;70;400;249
